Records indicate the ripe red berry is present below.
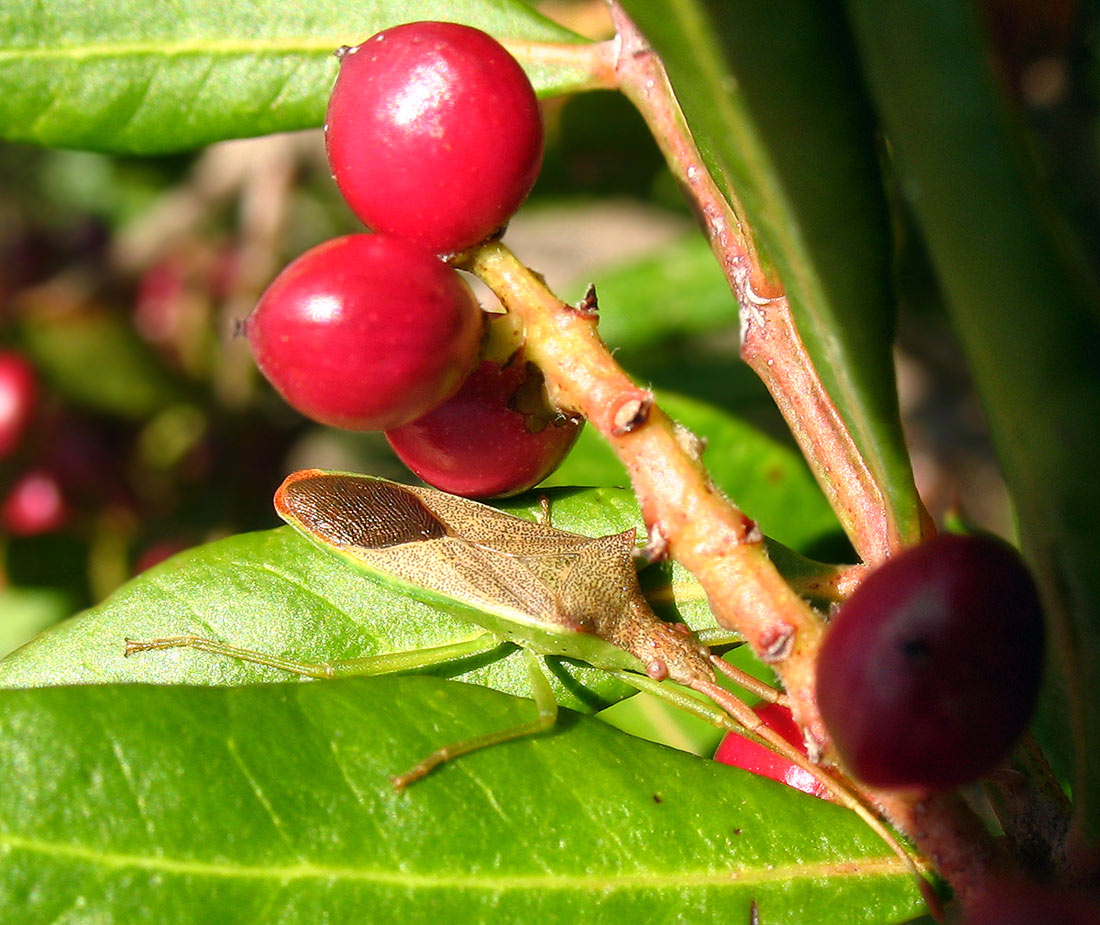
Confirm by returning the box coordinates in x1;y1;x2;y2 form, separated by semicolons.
2;469;68;536
0;351;38;458
714;702;831;800
245;234;483;431
325;21;544;254
385;355;581;497
816;533;1045;791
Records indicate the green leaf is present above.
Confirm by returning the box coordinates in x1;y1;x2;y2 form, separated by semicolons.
0;0;593;155
845;0;1100;841
0;677;926;922
548;391;841;555
615;0;926;547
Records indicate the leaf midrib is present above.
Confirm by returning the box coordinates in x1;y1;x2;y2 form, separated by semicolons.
0;38;341;62
1;833;908;887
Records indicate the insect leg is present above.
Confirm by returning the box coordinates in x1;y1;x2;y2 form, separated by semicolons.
709;654;790;707
390;648;559;792
123;631;504;679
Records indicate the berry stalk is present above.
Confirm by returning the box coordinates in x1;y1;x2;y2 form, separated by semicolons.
463;239;828;746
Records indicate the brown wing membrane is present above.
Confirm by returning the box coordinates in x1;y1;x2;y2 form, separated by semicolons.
406;484;598;555
276;470;449;549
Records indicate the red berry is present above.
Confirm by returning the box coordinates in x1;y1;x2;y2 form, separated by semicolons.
2;470;68;536
134;255;184;342
386;356;580;497
325;21;544;254
714;702;831;800
816;534;1045;791
0;351;38;458
245;234;483;431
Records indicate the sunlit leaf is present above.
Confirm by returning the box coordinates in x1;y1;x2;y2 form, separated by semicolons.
0;676;926;922
0;0;595;154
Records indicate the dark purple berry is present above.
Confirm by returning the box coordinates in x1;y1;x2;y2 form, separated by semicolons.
816;533;1044;791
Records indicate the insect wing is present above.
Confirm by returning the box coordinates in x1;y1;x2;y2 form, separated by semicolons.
274;470;642;670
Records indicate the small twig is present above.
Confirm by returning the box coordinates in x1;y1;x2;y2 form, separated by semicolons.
501;38;619;91
605;2;929;566
214;135;300;407
984;736;1073;878
110;135;307;274
473;10;1011;908
462;240;829;750
874;788;1014;915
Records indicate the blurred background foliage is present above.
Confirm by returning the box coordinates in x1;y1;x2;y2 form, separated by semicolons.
1;0;1096;663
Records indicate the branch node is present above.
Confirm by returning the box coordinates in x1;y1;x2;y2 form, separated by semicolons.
571;283;599;316
759;622;796;663
611;393;652;435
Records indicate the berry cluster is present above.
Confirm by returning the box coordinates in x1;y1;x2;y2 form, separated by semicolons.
245;21;578;497
247;18;1050;817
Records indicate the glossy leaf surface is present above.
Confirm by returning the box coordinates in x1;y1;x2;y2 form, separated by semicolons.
0;0;593;154
0;676;925;922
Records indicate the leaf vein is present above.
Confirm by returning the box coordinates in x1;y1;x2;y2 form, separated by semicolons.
244;561;361;629
225;737;297;853
256;54;313;114
180;55;220;130
0;833;911;888
113;60;160;140
0;38;340;64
